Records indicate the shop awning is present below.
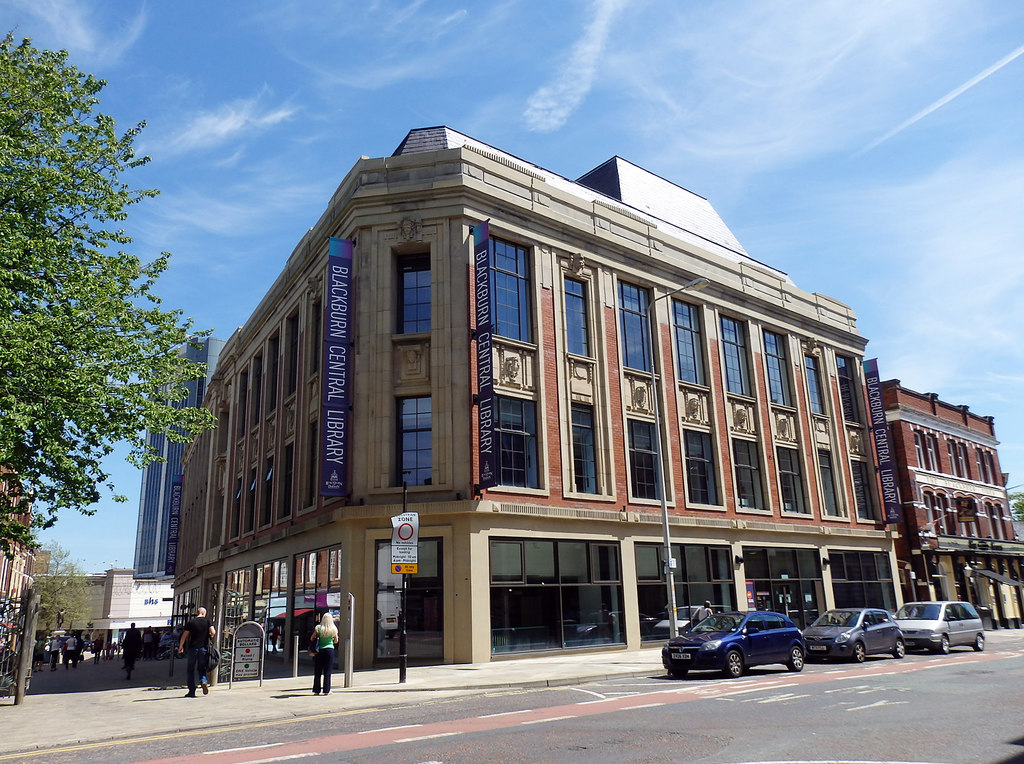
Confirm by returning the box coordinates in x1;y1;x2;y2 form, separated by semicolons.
268;608;313;620
975;569;1024;587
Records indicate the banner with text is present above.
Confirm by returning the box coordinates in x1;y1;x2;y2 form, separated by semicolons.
863;358;901;523
320;237;354;497
164;476;182;576
473;221;497;489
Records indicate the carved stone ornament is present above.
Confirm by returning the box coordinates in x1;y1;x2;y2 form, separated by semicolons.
568;358;594;401
626;376;651;414
774;411;797;444
399;217;422;242
847;428;864;455
568;252;585;274
502;355;521;385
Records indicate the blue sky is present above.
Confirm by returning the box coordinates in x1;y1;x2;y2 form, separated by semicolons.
6;0;1024;572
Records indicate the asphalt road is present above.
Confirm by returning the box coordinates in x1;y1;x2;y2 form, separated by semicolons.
14;646;1024;764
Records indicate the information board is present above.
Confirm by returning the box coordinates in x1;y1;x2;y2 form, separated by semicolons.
231;621;265;685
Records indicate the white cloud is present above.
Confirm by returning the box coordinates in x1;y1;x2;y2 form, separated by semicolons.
2;0;146;67
523;0;628;132
161;94;295;156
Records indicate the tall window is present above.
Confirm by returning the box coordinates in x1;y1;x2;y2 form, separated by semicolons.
673;300;704;385
571;403;597;493
236;371;249;437
398;255;431;333
497;397;538;488
732;439;764;509
763;331;791;406
260;457;274;527
267;335;280;412
617;282;650;372
804;355;824;415
251;355;263;426
777;447;805;513
280;443;294;521
628;420;658;500
564;278;590;357
398;396;432;486
684;430;719;505
976;448;990;483
720;316;751;396
914;432;927;468
230;477;242;539
310;299;321;374
835;355;861;423
493;238;532;342
305;422;318;508
245;466;258;534
925;435;939;472
947;442;960;477
818;450;840;517
286;312;299;396
851;460;876;521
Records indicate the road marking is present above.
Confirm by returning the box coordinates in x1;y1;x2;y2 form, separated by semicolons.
357;724;422;734
756;693;810;704
520;715;578;725
846;699;910;712
233;755;317;764
478;709;534;718
619;702;665;710
394;731;462;743
204;744;282;754
572;688;607;699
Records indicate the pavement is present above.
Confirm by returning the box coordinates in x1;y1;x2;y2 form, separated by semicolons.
3;629;1024;756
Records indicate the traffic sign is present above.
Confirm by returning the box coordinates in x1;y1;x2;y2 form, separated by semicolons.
391;511;419;565
392;563;418;574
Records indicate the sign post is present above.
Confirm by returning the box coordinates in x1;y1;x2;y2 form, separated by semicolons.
230;621;265;688
392;486;418;683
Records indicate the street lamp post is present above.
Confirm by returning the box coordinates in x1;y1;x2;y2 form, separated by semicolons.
645;277;710;639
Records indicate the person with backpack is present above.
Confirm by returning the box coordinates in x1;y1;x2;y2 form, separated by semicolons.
178;607;216;698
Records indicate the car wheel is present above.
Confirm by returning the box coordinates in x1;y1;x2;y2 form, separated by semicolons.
722;649;744;679
668;668;688;679
892;638;906;659
937;634;950;654
852;642;866;663
973;633;985;652
786;645;805;672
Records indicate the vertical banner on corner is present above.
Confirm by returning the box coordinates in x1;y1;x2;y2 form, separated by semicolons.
863;358;901;524
320;237;354;498
474;221;497;490
164;476;182;576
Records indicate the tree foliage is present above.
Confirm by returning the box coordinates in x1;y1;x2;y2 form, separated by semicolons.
1010;491;1024;523
35;545;92;632
0;35;215;554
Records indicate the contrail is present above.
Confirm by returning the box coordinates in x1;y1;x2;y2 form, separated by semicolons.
859;42;1024;154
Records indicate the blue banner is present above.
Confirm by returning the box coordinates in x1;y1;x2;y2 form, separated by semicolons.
474;221;496;489
863;358;901;523
164;476;182;576
320;237;354;497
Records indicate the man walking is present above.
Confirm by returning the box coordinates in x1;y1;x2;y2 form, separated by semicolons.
122;623;143;680
178;607;216;698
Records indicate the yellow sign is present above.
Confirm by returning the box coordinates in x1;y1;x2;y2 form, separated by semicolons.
392;563;418;574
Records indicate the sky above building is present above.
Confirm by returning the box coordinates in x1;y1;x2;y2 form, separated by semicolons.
6;0;1024;572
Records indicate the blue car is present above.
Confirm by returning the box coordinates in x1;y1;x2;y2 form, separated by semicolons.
662;610;806;679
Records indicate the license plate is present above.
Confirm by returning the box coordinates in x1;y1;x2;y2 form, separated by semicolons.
673;650;692;660
809;645;827;651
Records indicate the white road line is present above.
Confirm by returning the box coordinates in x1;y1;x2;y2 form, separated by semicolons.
618;703;666;710
358;723;423;734
203;744;282;755
572;688;607;699
478;709;534;718
846;699;910;712
395;732;462;743
234;755;317;764
520;715;578;725
756;694;810;704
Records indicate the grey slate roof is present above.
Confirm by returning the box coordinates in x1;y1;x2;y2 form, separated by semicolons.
392;126;783;279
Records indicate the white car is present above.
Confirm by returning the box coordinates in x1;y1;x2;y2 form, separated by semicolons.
894;601;984;654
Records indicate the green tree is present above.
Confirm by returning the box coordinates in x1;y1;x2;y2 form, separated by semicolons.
1009;491;1024;523
0;34;214;554
35;545;92;632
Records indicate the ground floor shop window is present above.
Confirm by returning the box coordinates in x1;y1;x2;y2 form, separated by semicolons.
742;546;823;628
253;559;288;659
828;550;896;610
294;547;343;654
636;542;735;641
374;539;443;662
490;538;624;653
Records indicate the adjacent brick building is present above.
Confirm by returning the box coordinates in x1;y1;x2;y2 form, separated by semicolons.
883;380;1023;627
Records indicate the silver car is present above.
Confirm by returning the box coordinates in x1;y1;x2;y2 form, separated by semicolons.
894;601;985;654
803;608;905;662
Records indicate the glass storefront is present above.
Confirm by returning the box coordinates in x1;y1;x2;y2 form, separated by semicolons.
636;543;736;641
828;550;897;610
489;538;624;654
253;558;288;660
742;546;823;628
294;546;343;654
374;539;443;662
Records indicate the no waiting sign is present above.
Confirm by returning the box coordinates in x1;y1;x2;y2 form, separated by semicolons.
391;511;419;565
